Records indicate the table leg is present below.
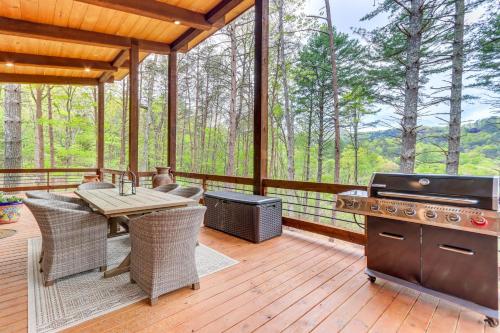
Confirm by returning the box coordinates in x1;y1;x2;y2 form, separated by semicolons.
107;217;129;238
103;253;131;278
109;219;119;236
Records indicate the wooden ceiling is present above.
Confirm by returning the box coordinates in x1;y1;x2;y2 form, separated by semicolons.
0;0;254;85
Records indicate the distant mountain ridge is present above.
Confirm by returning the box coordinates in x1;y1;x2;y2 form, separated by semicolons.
363;116;499;148
355;116;499;176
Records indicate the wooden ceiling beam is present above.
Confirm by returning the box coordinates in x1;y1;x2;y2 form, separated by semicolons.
171;0;244;51
0;17;130;49
74;0;213;30
0;51;117;72
171;28;201;52
99;49;128;83
0;17;170;54
0;73;113;85
136;40;170;55
206;0;245;25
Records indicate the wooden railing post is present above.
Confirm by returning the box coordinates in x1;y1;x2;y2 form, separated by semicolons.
129;39;139;185
168;52;177;173
253;0;269;196
97;82;105;171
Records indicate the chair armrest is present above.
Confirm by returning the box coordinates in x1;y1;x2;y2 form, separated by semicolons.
46;208;108;231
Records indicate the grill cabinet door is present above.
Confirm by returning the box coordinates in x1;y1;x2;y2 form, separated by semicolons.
367;217;421;284
421;225;498;310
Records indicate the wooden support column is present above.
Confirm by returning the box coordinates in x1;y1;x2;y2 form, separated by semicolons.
168;52;177;172
129;40;139;183
253;0;269;195
97;82;105;177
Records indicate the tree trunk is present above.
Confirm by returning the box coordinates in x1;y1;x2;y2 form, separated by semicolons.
324;0;341;183
278;0;295;180
226;24;238;176
200;68;210;172
181;55;192;170
155;70;168;166
446;0;465;175
314;92;325;222
399;0;424;173
353;110;359;184
120;78;128;168
303;95;314;215
142;55;158;171
33;86;45;168
211;98;220;173
47;86;55;168
64;87;75;166
4;84;22;186
192;52;201;171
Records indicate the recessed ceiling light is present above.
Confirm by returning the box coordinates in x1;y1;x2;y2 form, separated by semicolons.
84;67;91;72
6;62;14;67
174;20;181;25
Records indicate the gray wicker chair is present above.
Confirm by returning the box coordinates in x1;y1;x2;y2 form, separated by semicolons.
26;191;90;210
77;182;116;190
24;199;108;286
25;194;91;264
153;183;180;193
168;186;204;202
26;190;128;236
129;205;207;305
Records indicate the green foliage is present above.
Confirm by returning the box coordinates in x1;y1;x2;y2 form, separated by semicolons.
0;193;23;204
472;7;500;106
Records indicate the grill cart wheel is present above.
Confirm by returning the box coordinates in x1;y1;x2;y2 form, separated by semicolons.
485;317;499;328
367;275;376;283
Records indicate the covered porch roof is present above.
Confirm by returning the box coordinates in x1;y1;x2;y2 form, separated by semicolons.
0;0;254;85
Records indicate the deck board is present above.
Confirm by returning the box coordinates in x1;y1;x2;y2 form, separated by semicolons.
0;199;496;333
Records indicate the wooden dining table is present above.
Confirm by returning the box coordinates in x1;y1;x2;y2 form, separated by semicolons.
75;187;196;278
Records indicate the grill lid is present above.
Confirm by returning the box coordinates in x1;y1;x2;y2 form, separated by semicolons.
369;173;499;210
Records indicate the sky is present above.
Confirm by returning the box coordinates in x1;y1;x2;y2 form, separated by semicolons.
302;0;497;130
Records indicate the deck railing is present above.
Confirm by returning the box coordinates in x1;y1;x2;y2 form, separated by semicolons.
1;167;368;246
0;168;99;192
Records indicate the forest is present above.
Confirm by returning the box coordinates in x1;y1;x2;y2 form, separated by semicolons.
0;0;499;186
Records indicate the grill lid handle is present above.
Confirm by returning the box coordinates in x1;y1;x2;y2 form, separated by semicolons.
376;191;478;205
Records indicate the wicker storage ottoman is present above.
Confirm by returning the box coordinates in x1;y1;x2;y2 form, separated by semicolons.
204;191;282;243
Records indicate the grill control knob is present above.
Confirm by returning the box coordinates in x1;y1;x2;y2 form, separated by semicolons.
446;213;461;223
425;210;437;219
404;208;416;216
386;206;397;214
471;216;487;226
370;204;380;211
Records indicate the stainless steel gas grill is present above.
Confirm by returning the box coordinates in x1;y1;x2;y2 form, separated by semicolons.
336;173;500;327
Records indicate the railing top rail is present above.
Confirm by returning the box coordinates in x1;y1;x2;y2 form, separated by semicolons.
100;168;125;174
173;171;254;186
138;171;155;176
0;184;81;192
0;168;98;174
263;179;367;194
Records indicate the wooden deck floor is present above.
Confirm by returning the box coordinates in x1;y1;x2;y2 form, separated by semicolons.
0;204;498;333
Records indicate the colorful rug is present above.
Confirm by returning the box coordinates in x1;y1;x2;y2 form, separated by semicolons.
28;236;238;333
